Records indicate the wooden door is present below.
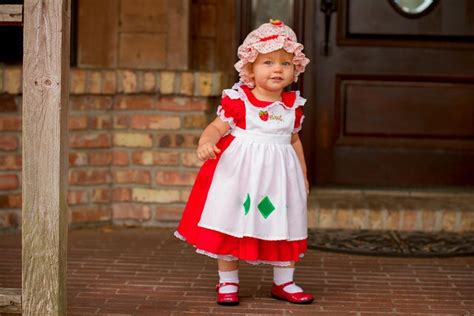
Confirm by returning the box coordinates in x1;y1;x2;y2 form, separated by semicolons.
301;0;474;188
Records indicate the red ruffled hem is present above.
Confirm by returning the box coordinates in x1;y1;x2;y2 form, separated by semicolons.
176;227;307;263
176;134;307;264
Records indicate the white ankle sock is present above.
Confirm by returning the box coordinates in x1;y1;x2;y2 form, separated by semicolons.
273;267;303;293
218;270;239;294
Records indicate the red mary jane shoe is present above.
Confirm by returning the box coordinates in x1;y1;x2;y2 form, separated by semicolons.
216;282;240;306
271;281;314;304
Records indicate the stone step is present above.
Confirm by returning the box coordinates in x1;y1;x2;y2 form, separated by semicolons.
307;187;474;232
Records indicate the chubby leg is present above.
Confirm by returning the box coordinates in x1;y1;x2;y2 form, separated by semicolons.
218;259;239;271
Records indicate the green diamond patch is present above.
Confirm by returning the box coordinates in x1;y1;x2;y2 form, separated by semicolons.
243;194;251;215
257;196;275;219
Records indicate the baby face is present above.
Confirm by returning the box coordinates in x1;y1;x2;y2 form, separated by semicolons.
250;49;295;92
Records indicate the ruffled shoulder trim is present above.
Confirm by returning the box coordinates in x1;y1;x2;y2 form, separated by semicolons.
293;113;305;133
216;93;246;135
293;90;307;109
221;85;242;100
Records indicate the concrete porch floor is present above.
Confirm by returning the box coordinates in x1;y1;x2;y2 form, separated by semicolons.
1;227;473;315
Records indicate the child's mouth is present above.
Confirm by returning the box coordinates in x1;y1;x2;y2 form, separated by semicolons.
271;77;283;81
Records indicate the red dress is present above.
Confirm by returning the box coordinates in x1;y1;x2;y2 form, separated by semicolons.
174;84;307;266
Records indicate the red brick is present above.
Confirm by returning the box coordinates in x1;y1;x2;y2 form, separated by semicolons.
181;152;202;167
422;208;436;231
88;152;113;166
88;70;102;94
70;96;113;111
0;210;19;228
67;190;89;205
155;171;196;186
119;70;139;93
113;170;151;184
156;207;184;221
69;152;88;166
0;154;21;170
142;71;157;92
129;115;180;130
156;97;210;111
0;194;21;208
402;209;418;231
131;151;178;166
112;151;129;166
113;133;153;147
112;204;151;221
114;95;154;110
460;211;474;231
92;188;112;203
69;170;112;185
0;174;19;190
155;133;200;148
112;187;132;202
70;69;86;94
89;115;113;129
71;206;112;223
68;115;88;130
0;94;18;112
103;70;117;94
180;188;191;202
183;114;208;129
0;135;18;151
113;114;129;129
0;116;21;131
70;133;111;148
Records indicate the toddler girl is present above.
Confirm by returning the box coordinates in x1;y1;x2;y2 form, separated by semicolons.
174;19;313;305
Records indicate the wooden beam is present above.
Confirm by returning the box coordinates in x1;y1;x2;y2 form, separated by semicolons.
166;0;190;70
0;288;21;313
22;0;71;315
0;5;22;25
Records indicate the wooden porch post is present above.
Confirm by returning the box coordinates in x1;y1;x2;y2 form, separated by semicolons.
22;0;70;315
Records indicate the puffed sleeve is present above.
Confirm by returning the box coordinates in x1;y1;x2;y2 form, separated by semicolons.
216;96;245;130
293;106;305;133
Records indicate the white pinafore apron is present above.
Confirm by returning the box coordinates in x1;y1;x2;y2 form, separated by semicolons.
197;87;308;241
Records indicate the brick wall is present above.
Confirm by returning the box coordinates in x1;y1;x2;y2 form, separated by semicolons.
0;66;232;230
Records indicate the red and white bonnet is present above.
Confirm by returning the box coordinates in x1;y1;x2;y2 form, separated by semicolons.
234;19;310;87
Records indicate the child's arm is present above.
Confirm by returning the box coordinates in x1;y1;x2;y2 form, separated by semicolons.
197;118;231;161
291;133;309;194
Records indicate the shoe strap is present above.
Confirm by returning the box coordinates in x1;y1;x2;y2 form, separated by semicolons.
216;282;240;291
277;281;295;288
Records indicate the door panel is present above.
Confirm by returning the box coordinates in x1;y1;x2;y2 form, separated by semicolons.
304;0;474;187
332;147;474;186
341;78;474;138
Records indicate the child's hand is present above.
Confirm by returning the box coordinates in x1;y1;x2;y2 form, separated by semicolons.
197;142;221;161
304;177;310;195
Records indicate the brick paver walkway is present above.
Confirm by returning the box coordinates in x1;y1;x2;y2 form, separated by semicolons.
1;227;473;315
